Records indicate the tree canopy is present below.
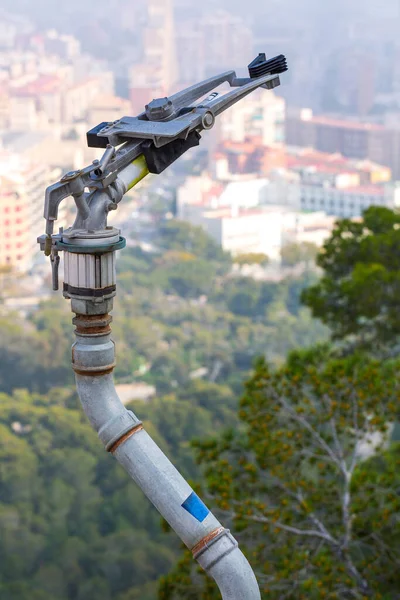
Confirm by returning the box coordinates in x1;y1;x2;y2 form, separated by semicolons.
281;242;319;267
160;347;400;599
0;216;344;599
302;206;400;351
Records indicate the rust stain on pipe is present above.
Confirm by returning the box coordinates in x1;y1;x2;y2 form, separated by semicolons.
72;360;116;376
73;366;116;377
73;313;113;336
109;424;144;454
191;527;226;557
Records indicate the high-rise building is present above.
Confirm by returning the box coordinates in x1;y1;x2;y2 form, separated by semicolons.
145;0;177;91
130;0;177;113
44;30;81;60
219;90;285;146
0;133;63;271
285;109;395;167
176;28;205;85
199;10;253;75
321;48;376;116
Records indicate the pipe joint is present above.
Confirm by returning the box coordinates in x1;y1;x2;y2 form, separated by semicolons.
195;529;238;570
98;410;142;451
72;339;116;375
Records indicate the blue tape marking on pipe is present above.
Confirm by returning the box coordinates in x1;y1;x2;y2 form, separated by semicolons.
181;492;210;522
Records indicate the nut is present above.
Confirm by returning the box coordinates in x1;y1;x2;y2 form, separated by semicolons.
145;97;174;121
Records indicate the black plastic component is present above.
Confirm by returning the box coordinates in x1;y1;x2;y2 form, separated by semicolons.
63;283;116;297
142;131;201;174
87;122;111;148
248;54;288;79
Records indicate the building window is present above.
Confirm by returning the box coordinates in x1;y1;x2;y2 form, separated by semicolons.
4;207;9;214
17;255;22;261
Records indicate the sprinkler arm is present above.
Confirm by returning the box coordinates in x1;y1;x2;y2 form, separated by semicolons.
39;53;288;269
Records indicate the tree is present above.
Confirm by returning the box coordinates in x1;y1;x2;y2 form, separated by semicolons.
301;206;400;350
156;220;231;269
234;253;270;266
160;346;400;599
162;259;217;299
0;389;179;600
281;242;319;267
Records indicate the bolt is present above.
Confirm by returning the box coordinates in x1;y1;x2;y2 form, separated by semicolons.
201;111;215;130
145;97;174;121
61;170;81;182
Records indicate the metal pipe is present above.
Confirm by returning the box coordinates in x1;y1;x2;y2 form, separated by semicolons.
117;155;149;193
72;311;261;599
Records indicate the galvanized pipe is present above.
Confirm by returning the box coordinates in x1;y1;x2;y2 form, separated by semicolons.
72;309;261;599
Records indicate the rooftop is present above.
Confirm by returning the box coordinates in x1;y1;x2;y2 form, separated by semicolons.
306;115;384;132
342;185;386;195
11;74;61;96
203;205;294;220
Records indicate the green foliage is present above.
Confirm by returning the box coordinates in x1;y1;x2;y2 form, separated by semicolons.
281;241;319;267
0;304;72;394
159;258;216;298
302;206;400;349
0;219;330;597
0;377;243;599
161;348;400;599
234;253;270;266
156;220;229;264
0;389;211;599
0;223;328;397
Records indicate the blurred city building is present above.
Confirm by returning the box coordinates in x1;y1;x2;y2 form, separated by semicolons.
176;133;397;259
129;0;177;114
0;132;64;271
218;90;285;146
177;172;334;260
198;10;253;76
2;3;400;275
0;25;113;271
286;108;400;180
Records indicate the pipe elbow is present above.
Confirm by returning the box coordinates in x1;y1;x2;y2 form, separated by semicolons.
75;371;141;451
